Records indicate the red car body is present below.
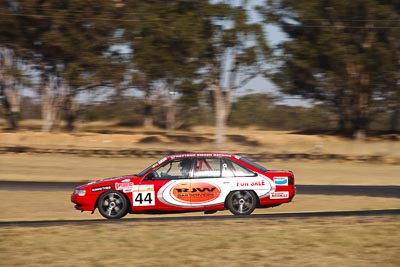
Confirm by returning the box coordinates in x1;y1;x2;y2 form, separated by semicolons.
71;153;296;219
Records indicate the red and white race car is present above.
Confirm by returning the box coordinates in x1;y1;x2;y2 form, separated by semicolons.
71;153;296;219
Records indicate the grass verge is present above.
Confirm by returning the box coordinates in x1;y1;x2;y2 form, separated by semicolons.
0;216;399;267
0;154;399;185
0;190;399;222
0;128;399;158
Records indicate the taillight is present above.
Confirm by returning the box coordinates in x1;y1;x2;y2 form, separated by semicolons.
288;174;295;185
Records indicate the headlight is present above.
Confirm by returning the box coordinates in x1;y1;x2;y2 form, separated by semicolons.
74;189;86;196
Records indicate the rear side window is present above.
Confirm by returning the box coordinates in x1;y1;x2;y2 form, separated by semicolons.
194;158;221;178
192;158;256;178
239;157;268;172
224;159;256;177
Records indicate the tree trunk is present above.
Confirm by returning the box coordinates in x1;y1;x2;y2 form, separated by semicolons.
352;89;371;140
212;84;230;148
166;94;176;132
0;85;20;131
390;108;399;132
143;103;153;128
41;75;67;132
41;81;56;132
143;88;154;128
215;97;227;148
63;91;77;132
0;47;19;130
389;90;399;132
337;102;349;134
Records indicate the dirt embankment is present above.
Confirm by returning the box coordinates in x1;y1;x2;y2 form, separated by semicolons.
0;130;399;164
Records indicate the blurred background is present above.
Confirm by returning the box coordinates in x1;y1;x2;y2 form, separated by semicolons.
0;0;398;143
0;1;399;266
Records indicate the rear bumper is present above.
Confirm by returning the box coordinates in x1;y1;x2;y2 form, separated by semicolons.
259;186;296;206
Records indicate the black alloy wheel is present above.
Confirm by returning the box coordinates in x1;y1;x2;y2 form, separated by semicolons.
98;190;129;219
226;190;257;215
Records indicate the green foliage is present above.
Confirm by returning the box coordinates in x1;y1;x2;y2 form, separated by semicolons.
131;1;213;81
0;1;127;86
1;1;397;135
81;98;142;127
262;0;400;135
228;94;333;130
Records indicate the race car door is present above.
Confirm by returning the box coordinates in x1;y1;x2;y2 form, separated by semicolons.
188;158;229;207
136;158;194;211
189;157;271;207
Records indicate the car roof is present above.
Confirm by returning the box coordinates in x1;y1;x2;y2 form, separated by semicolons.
167;153;239;160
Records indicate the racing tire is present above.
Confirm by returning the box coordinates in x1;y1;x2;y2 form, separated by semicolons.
97;190;129;219
226;190;257;215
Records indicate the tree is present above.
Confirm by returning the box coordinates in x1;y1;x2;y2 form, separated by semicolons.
128;0;214;131
0;46;20;130
0;0;129;131
203;1;270;147
125;1;269;137
262;0;400;138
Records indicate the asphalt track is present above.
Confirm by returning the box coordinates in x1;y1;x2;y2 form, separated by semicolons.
0;209;399;228
0;181;398;227
1;181;399;198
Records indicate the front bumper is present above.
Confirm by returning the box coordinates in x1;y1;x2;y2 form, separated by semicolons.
71;193;97;211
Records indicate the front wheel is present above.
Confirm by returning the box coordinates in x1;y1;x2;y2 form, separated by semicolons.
97;190;129;219
226;190;257;215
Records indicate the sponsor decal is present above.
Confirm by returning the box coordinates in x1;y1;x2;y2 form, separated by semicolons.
157;157;168;164
132;184;155;206
274;176;288;186
170;182;221;204
270;191;289;199
236;180;266;187
133;184;154;191
115;181;134;193
170;153;232;159
91;186;111;192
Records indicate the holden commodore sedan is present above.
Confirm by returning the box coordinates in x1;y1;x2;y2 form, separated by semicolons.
71;153;296;219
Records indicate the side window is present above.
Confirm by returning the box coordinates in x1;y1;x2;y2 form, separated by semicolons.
221;159;235;177
227;160;256;177
153;159;192;179
193;158;221;178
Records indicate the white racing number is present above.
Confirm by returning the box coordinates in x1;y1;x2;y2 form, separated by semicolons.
132;184;155;206
133;192;155;206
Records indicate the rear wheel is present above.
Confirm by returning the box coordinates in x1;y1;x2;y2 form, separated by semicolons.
226;190;257;215
97;190;129;219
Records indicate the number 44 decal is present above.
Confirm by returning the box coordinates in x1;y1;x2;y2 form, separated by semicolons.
132;191;155;206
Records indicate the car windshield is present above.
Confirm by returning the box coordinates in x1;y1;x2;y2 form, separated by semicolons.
239;157;268;172
136;162;157;176
136;156;169;176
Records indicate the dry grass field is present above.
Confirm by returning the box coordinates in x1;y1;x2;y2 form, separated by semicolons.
0;190;398;222
0;122;399;158
0;124;399;184
1;217;399;267
1;153;400;185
